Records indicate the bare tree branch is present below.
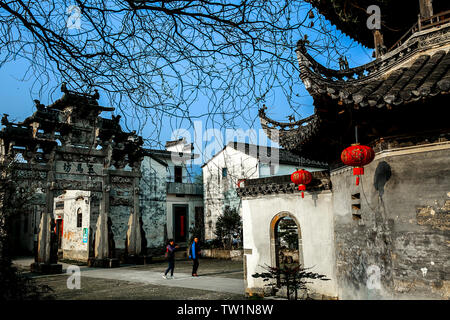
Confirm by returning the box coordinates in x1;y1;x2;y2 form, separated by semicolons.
0;0;354;147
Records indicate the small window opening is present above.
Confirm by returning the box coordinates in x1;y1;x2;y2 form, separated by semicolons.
77;208;82;228
174;166;182;183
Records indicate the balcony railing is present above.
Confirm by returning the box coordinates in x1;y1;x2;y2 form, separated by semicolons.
389;10;450;52
167;182;203;196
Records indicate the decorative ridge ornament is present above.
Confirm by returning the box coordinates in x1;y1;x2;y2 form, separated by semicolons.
291;169;312;198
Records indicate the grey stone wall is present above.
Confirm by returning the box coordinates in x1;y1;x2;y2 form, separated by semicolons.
109;205;129;250
331;145;450;299
139;157;167;249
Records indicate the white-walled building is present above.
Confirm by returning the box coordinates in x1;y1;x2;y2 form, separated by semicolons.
53;190;94;261
145;138;204;244
238;173;337;299
202;142;327;240
43;138;203;263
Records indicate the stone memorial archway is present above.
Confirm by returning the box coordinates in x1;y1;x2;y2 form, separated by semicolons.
0;84;145;272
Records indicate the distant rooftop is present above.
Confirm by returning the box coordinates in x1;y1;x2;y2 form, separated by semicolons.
201;141;328;168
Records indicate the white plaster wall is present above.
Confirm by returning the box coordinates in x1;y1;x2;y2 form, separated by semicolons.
140;156;168;247
166;140;192;153
242;191;338;298
203;146;259;239
57;190;91;260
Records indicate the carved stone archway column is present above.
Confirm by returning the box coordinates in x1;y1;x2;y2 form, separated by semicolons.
94;181;110;260
31;155;63;274
126;170;142;261
36;186;52;264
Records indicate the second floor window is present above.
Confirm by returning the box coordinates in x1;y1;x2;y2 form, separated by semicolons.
174;166;182;183
222;167;228;178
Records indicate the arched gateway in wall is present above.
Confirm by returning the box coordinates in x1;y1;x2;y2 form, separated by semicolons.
269;212;304;272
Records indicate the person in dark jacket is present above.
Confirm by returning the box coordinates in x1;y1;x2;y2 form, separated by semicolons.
163;239;178;279
189;237;201;277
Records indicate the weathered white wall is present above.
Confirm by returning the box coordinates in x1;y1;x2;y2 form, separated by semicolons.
57;190;91;261
331;143;450;300
140;152;203;249
140;156;168;248
241;191;338;298
203;145;321;240
203;146;260;239
166;139;192;154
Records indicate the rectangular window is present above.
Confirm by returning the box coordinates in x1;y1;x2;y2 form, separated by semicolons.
174;166;182;183
351;193;361;220
56;201;64;209
222;167;228;178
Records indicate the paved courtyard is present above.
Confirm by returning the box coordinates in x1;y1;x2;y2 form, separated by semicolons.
13;257;246;300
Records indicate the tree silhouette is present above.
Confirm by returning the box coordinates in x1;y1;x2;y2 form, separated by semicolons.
0;1;353;145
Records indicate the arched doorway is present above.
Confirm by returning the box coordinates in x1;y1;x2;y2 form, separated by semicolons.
270;212;303;271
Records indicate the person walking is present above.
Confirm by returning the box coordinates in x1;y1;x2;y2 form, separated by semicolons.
189;237;201;277
163;239;178;279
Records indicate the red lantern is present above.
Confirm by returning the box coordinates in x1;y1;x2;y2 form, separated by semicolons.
291;169;312;198
341;143;375;186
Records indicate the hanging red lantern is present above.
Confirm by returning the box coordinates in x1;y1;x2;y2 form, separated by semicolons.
341;143;375;186
291;169;312;198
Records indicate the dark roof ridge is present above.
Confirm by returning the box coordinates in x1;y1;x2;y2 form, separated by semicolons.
227;141;328;168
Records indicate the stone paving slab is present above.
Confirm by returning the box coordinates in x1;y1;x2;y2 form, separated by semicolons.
13;257;246;299
79;268;245;295
32;275;245;300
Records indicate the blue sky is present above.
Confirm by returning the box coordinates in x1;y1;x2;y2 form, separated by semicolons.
0;5;374;166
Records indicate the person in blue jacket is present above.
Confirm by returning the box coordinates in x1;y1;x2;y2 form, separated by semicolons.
189;237;201;277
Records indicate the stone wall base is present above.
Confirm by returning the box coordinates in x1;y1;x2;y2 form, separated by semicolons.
201;249;243;260
87;258;120;268
123;255;152;265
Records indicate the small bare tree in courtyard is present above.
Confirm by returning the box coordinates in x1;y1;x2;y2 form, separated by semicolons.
214;206;241;250
252;264;330;300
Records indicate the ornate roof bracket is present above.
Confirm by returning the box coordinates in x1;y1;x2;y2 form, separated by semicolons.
259;105;322;151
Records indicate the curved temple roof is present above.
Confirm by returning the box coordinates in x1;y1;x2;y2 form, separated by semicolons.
259;107;322;152
296;23;450;109
305;0;450;49
260;22;450;153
